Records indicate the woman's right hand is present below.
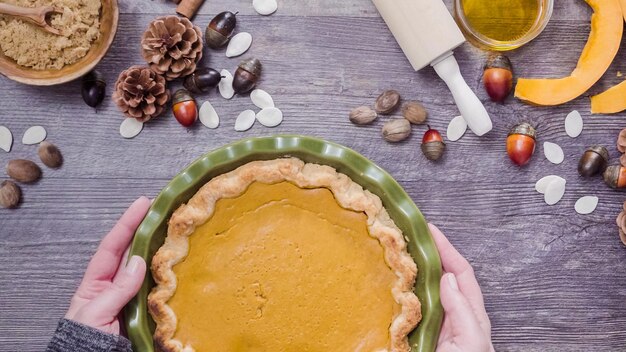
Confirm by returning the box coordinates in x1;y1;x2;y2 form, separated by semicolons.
430;224;495;352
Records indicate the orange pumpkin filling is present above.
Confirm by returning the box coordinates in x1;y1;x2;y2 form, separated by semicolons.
168;181;400;351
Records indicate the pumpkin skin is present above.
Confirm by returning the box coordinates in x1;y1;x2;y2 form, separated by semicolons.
590;0;626;114
514;0;623;106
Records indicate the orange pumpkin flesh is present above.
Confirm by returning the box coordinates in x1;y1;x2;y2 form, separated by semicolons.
589;0;626;114
515;0;623;106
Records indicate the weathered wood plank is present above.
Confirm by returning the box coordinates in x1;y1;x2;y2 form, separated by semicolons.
1;0;626;351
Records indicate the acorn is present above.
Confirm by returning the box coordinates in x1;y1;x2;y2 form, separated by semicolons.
172;89;198;127
603;165;626;189
81;70;106;108
233;58;262;94
205;11;237;49
421;126;445;161
506;123;535;166
578;145;608;177
483;53;513;103
183;67;222;94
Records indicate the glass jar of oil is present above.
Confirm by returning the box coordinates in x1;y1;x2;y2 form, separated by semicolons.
454;0;553;51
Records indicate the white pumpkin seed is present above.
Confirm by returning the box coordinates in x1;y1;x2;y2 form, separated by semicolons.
120;118;143;139
22;126;47;145
219;69;235;99
544;177;566;205
0;125;13;152
226;32;253;58
250;89;275;109
535;175;564;194
253;0;277;15
446;115;467;142
199;101;219;129
543;142;564;164
235;110;256;131
564;110;583;138
256;107;283;127
574;196;598;214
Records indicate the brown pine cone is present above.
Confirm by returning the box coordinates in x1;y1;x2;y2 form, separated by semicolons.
617;201;626;246
113;66;171;122
617;128;626;153
141;16;203;81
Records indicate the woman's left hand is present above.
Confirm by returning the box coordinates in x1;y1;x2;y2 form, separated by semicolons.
64;197;151;334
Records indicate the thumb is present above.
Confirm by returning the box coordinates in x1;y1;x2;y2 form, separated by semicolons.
76;256;146;327
440;273;483;337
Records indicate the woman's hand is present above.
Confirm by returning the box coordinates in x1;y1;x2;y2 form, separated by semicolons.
64;197;151;334
430;224;494;352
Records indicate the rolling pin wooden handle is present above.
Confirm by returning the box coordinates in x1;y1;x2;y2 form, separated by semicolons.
176;0;205;18
432;53;493;136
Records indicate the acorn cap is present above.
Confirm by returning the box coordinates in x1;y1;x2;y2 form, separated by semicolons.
586;145;609;163
484;53;512;72
508;122;536;139
238;58;262;76
172;89;195;105
421;141;445;161
205;27;229;49
603;165;620;189
83;70;105;84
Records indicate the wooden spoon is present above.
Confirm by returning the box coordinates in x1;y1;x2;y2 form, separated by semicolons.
0;3;63;35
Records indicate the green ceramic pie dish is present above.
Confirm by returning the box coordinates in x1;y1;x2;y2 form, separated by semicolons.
124;135;443;352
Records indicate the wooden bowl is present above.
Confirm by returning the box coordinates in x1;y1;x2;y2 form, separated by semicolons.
0;0;119;86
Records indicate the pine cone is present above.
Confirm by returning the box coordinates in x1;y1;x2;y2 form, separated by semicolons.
113;66;171;122
141;16;203;81
617;201;626;246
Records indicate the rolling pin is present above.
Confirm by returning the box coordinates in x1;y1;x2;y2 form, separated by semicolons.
372;0;492;136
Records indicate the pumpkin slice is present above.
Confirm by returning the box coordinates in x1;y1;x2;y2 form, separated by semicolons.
515;0;623;106
590;0;626;114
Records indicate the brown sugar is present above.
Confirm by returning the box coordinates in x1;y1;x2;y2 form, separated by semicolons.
0;0;101;70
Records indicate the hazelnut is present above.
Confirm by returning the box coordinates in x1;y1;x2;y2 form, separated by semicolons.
375;90;401;114
38;142;63;168
0;180;21;209
6;159;41;183
382;119;411;142
402;101;428;124
349;106;377;125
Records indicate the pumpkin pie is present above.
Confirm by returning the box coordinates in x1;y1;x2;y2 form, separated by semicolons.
148;158;421;352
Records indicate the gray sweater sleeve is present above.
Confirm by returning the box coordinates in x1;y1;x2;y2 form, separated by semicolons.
46;319;133;352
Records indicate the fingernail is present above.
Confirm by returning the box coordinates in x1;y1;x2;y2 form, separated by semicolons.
125;255;143;274
447;273;459;291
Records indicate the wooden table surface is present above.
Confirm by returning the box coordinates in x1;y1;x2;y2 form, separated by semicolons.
1;0;626;351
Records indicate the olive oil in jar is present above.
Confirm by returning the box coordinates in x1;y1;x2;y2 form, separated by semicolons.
460;0;540;42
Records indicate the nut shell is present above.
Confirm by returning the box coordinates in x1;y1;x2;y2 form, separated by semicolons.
205;11;237;48
421;141;445;161
183;68;222;94
402;101;428;124
6;159;41;183
0;180;21;209
349;106;377;125
38;142;63;169
578;145;608;177
382;119;411;142
232;59;262;94
375;90;401;114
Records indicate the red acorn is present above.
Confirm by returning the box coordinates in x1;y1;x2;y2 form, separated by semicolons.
421;126;445;161
506;123;536;166
172;89;198;127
